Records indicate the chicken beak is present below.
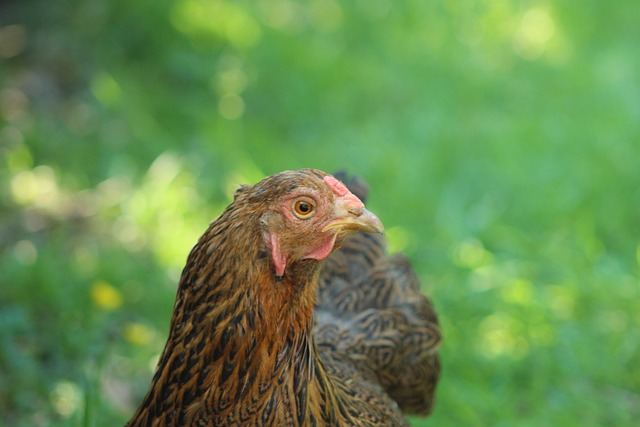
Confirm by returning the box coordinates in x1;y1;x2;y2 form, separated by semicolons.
321;175;384;235
322;207;384;234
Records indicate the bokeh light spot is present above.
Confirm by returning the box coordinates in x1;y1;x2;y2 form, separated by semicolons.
547;284;576;320
10;166;60;209
0;24;27;58
386;226;411;253
513;7;555;60
214;68;248;95
91;280;124;311
91;72;122;107
478;312;530;359
50;381;82;418
500;278;534;305
13;240;37;265
124;322;155;346
0;88;29;121
171;0;261;49
453;238;494;269
219;94;245;119
311;0;343;32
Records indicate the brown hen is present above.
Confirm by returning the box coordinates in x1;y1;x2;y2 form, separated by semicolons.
127;169;441;426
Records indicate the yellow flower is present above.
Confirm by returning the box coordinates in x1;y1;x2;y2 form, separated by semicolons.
124;322;154;346
90;280;123;310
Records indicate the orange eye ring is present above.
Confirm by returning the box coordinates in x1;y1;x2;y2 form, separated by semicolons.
293;199;315;219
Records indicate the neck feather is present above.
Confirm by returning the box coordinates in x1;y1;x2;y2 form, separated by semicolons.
130;206;335;425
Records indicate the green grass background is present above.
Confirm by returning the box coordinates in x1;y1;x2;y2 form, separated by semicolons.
1;0;639;425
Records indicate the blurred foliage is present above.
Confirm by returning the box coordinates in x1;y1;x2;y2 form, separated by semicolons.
1;0;639;425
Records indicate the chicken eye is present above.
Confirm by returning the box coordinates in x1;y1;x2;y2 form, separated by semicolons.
293;199;315;219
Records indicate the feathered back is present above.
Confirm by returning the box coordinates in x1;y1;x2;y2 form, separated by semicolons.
315;172;441;415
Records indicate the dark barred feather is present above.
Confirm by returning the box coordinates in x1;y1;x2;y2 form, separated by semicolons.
316;221;441;417
127;169;441;426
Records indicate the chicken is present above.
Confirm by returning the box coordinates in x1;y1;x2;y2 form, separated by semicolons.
127;169;441;426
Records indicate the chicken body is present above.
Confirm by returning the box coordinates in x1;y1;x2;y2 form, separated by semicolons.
127;169;441;426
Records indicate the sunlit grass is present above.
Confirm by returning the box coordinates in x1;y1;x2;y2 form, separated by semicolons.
1;0;639;426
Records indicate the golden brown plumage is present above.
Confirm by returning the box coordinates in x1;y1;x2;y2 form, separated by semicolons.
127;169;441;426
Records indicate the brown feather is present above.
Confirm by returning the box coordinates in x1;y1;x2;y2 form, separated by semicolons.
127;169;441;426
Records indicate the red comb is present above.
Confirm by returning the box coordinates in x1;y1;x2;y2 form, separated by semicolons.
324;175;364;210
324;175;349;196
